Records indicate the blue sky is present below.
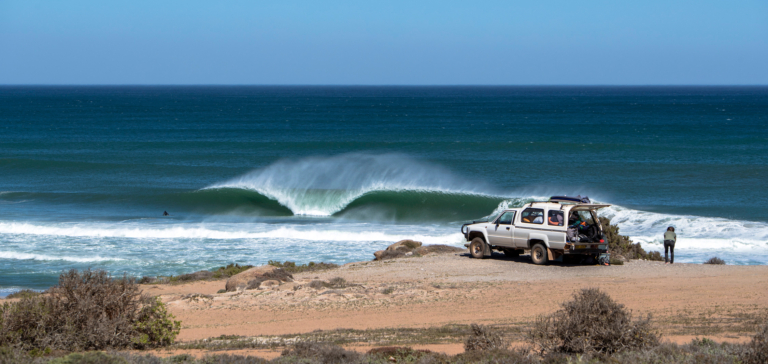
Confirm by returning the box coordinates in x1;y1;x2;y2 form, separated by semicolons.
1;0;766;84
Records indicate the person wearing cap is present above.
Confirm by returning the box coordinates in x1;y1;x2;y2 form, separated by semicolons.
664;226;676;264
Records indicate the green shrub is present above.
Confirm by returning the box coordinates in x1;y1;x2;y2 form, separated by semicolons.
0;269;180;351
212;264;254;279
600;217;662;261
705;257;726;265
132;297;181;349
4;290;40;300
528;288;659;355
381;287;395;295
267;261;339;274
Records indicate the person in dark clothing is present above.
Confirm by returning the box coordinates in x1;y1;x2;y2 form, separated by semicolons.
163;211;169;216
664;226;676;264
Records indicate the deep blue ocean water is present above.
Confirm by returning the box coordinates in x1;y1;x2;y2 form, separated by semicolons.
1;86;767;295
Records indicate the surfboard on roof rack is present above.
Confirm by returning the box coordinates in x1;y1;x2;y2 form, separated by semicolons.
549;195;591;204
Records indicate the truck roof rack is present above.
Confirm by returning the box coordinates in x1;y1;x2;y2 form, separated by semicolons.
549;195;591;204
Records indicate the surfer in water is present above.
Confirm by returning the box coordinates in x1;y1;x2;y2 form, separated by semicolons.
163;211;169;216
664;226;676;264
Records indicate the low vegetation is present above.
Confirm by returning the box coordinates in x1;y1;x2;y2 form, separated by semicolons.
705;257;726;265
3;316;768;362
4;290;40;300
464;324;507;352
307;277;348;290
600;217;663;261
139;263;254;285
267;261;339;274
139;261;340;286
0;269;180;351
528;288;659;355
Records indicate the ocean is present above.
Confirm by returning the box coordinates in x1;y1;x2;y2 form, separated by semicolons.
1;86;767;296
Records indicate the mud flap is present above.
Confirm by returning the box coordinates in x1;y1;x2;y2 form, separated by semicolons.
547;249;554;261
483;242;492;257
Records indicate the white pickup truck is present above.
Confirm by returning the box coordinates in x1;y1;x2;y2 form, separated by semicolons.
461;197;611;265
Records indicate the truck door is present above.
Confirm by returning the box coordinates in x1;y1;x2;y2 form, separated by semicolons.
486;211;516;247
514;208;545;248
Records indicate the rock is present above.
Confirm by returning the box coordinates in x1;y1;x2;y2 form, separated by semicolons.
225;265;293;292
387;239;422;252
373;241;464;261
373;239;422;260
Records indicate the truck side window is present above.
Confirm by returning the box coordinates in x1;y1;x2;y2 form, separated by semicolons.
497;211;515;225
548;210;564;226
521;208;544;224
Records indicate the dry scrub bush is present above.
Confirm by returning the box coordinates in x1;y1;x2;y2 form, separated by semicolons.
278;341;360;364
704;257;726;265
267;261;339;274
528;288;659;355
0;269;180;351
464;324;507;352
327;277;347;289
742;321;768;364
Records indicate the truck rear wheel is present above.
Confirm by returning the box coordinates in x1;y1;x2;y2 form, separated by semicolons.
469;238;486;259
531;243;548;265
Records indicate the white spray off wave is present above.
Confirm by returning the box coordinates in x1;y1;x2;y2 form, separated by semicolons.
206;153;498;216
601;205;768;253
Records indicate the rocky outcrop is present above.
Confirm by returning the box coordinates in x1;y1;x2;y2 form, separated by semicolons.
373;240;421;260
225;265;293;292
373;240;464;261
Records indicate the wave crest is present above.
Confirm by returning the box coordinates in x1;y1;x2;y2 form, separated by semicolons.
207;153;499;216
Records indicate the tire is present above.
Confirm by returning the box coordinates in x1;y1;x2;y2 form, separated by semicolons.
503;248;520;258
531;243;549;265
469;238;486;259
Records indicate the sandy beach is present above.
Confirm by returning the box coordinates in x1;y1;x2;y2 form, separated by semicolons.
133;251;768;357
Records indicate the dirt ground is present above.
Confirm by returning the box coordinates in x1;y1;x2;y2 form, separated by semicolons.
138;251;768;357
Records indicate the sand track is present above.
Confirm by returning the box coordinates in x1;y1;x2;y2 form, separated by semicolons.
142;252;768;348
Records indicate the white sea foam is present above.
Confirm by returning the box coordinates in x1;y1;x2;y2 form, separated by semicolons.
0;251;122;262
600;205;768;249
0;221;464;245
207;153;499;216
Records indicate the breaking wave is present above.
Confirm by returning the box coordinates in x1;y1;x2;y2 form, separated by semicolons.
0;221;464;245
204;153;505;219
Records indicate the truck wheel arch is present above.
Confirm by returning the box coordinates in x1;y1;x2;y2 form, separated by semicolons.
467;232;491;257
468;231;487;243
527;235;549;249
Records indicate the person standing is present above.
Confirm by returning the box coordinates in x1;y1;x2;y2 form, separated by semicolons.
664;226;676;264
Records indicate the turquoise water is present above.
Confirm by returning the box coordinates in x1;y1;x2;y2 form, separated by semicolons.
1;86;767;295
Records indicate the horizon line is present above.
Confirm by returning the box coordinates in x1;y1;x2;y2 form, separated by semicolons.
1;84;768;87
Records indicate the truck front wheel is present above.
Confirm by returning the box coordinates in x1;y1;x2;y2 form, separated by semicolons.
469;238;486;259
531;243;549;265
